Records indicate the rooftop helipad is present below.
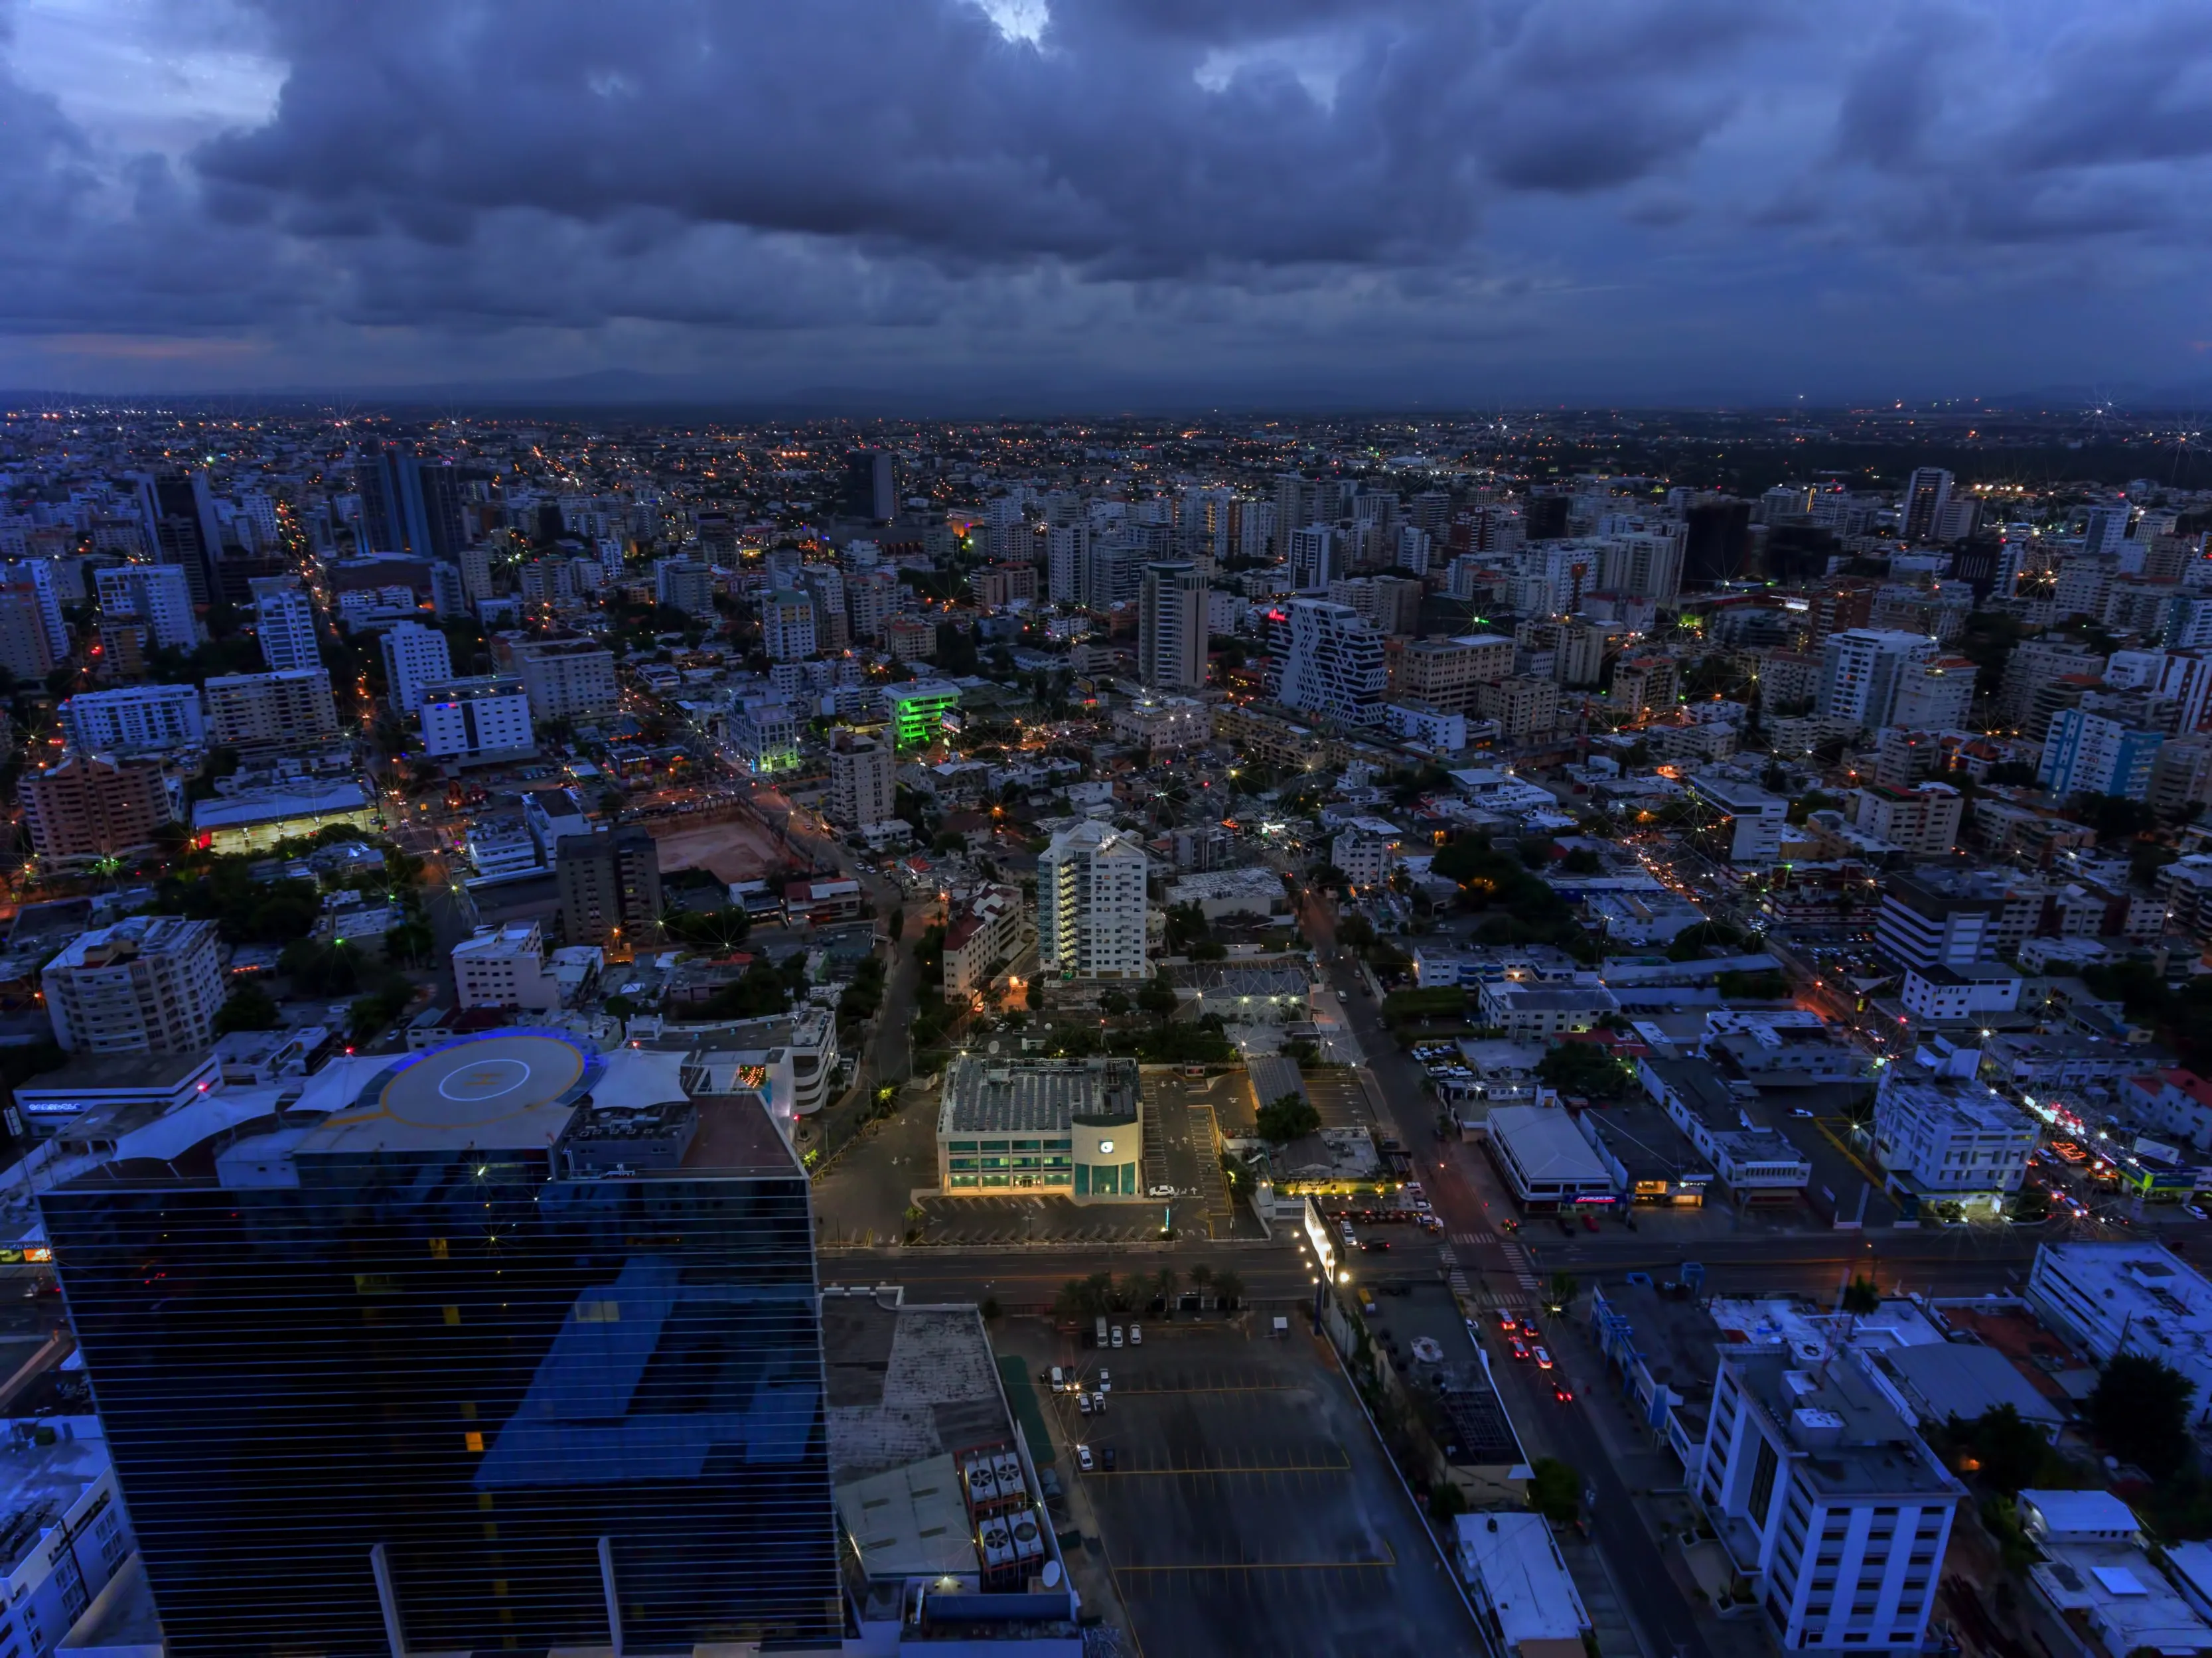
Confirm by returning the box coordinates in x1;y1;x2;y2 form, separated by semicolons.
301;1031;601;1158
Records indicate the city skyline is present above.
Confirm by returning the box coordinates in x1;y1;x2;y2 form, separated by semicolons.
4;0;2211;405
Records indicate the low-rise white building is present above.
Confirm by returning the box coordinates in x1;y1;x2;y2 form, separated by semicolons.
1477;982;1619;1037
1453;1511;1592;1658
1332;830;1395;887
2021;1489;2212;1658
451;921;561;1013
1483;1104;1615;1208
1898;962;2024;1023
1870;1043;2038;1216
1163;866;1286;923
1698;1346;1962;1653
2028;1243;2212;1429
1686;773;1789;864
419;675;536;765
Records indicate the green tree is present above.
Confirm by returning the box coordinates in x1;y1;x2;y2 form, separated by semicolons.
886;905;904;946
1666;920;1745;961
1137;972;1177;1025
212;982;282;1034
1960;1404;2048;1496
1256;1091;1321;1143
280;938;363;998
1337;912;1377;950
1841;1276;1882;1317
1099;989;1132;1018
1536;1041;1631;1101
1529;1458;1580;1525
1211;1269;1243;1308
2089;1353;2195;1477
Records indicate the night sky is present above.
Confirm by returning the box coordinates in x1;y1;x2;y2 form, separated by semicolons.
3;0;2209;406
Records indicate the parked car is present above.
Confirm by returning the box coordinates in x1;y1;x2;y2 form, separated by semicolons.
1049;1365;1065;1392
1580;1210;1599;1233
1097;1369;1111;1393
1078;1392;1093;1416
1078;1444;1094;1472
1130;1323;1142;1346
1111;1325;1124;1349
1102;1446;1118;1471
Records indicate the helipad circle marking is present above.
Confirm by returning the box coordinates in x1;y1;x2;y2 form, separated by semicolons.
436;1058;532;1101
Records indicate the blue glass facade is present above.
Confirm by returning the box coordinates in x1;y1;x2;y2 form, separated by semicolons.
41;1033;840;1656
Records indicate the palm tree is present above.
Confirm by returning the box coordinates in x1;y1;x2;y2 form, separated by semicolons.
1842;1275;1881;1317
1152;1265;1179;1310
1212;1269;1244;1310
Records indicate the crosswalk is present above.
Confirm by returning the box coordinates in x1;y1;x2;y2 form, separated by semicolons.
1501;1241;1541;1297
1450;1231;1495;1248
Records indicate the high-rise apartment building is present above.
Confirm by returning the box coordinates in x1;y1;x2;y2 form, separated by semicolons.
38;1029;840;1653
842;447;897;522
1388;633;1517;716
826;730;895;828
1901;467;1954;544
761;590;818;661
1883;656;1976;731
1816;629;1938;732
556;826;664;951
96;564;198;651
510;638;620;723
59;684;205;755
1037;821;1148;980
1288;524;1337;591
846;567;900;641
1268;598;1386;727
0;566;58;680
1138;561;1207;690
380;619;453;716
253;580;321;673
202;668;342;751
21;754;177;866
2039;706;2164;800
419;676;536;764
1843;781;1964;857
654;557;714;617
0;558;68;665
40;915;224;1053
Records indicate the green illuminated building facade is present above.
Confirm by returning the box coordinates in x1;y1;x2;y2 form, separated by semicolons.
884;679;962;749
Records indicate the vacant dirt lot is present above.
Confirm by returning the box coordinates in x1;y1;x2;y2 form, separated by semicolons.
643;815;794;882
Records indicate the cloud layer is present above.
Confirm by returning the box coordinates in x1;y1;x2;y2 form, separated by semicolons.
3;0;2212;402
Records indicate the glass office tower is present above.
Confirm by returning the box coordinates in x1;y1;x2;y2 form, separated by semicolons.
41;1031;840;1657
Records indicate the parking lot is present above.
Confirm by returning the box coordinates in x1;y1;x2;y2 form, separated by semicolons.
911;1193;1172;1244
1041;1318;1479;1658
1301;1067;1377;1131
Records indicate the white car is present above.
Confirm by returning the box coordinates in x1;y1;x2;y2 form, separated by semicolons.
1097;1369;1111;1393
1130;1323;1143;1346
1077;1391;1093;1416
1110;1325;1124;1349
1077;1444;1094;1472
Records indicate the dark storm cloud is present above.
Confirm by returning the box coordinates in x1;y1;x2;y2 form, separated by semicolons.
3;0;2212;398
